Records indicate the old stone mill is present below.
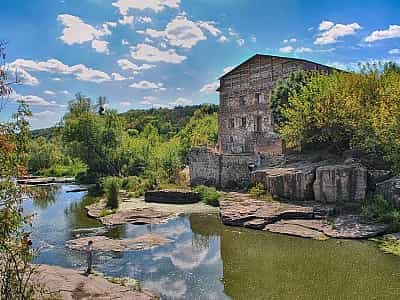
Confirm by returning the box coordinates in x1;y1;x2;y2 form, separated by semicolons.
189;53;398;206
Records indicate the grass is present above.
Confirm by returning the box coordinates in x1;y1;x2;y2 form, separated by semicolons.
372;237;400;256
248;183;273;201
41;161;87;177
102;177;121;209
193;185;221;207
362;195;400;232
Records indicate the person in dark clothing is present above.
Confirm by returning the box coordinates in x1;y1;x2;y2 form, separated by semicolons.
85;240;94;276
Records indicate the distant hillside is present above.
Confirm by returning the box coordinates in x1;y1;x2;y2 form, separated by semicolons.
31;104;219;139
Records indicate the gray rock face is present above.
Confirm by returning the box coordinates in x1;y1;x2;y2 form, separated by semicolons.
251;162;322;201
145;190;200;204
368;169;392;191
313;164;367;203
376;176;400;208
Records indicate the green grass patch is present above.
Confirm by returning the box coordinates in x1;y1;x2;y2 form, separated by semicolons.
372;237;400;256
362;195;400;232
248;183;273;201
193;185;221;207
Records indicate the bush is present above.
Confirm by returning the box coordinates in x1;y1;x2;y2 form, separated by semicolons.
194;185;220;207
121;176;141;191
102;177;121;209
249;183;266;198
362;195;400;231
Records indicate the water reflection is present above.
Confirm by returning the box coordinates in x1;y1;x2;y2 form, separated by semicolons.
26;185;400;300
31;184;60;209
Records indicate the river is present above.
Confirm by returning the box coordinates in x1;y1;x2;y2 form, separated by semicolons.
25;184;400;299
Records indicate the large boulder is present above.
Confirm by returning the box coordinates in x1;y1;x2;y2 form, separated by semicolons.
313;164;367;203
367;169;392;191
251;162;322;201
376;177;400;208
145;190;200;204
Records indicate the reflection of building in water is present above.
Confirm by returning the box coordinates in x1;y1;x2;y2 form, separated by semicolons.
189;54;334;189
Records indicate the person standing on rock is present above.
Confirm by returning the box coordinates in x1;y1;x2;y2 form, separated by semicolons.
85;240;94;276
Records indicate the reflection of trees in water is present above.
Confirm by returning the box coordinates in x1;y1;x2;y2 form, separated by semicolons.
105;225;127;239
190;214;222;251
64;196;101;233
31;184;60;209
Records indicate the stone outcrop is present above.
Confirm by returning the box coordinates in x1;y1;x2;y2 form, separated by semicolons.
376;176;400;208
33;265;157;300
251;162;323;201
313;164;367;203
145;190;200;204
368;169;392;191
86;201;176;226
219;193;388;239
66;234;170;252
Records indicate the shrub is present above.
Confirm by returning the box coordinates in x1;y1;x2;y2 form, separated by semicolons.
194;185;220;207
249;183;266;198
121;176;141;191
362;195;400;231
103;177;121;209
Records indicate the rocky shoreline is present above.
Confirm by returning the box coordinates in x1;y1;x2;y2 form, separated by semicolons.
219;193;389;240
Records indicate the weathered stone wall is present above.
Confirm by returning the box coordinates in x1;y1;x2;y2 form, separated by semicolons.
189;147;253;190
218;54;333;155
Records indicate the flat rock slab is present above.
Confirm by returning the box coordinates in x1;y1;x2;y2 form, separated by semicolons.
66;234;170;252
86;201;177;226
219;197;316;227
33;264;157;300
265;221;327;240
145;189;200;204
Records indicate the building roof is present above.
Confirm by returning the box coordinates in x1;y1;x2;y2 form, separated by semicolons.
218;54;340;80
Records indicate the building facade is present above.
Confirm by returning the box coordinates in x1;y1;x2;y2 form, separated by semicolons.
217;54;334;154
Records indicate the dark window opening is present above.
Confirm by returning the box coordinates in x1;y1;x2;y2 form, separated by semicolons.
255;93;261;104
229;136;234;143
241;117;246;128
229;118;235;129
239;96;246;106
255;116;262;132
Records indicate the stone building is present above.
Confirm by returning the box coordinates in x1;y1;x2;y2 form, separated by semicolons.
189;54;334;189
217;54;334;154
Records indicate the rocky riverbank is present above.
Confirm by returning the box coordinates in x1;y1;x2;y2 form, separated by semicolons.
219;193;389;240
32;264;158;299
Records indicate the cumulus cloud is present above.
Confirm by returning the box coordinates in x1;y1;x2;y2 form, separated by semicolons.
200;81;219;93
279;45;294;53
389;48;400;54
130;43;186;63
218;35;228;43
118;15;134;25
283;38;297;43
44;90;55;95
314;21;362;45
117;58;155;73
365;25;400;42
112;0;180;15
10;92;65;107
10;58;112;83
197;21;221;37
129;80;164;90
111;72;128;81
7;67;40;86
121;39;130;45
57;14;113;53
319;21;334;31
169;97;193;106
295;47;312;53
236;38;245;46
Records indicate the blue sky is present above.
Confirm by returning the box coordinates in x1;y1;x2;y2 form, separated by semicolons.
1;0;400;129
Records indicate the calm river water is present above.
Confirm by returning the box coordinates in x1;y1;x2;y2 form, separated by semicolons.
25;184;400;300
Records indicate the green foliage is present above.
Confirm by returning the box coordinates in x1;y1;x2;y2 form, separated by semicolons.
362;195;400;231
270;70;313;127
194;185;221;207
102;177;121;209
373;237;400;256
277;63;400;172
249;183;273;201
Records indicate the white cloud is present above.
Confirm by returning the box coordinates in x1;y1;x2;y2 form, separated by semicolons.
169;97;192;106
143;278;187;299
52;77;62;81
197;21;221;37
111;72;128;81
365;25;400;42
10;68;40;86
61;90;70;95
119;101;132;107
57;14;114;54
218;35;228;43
10;92;62;107
250;35;257;43
283;38;297;43
129;80;164;90
200;81;219;93
112;0;180;15
279;45;294;53
10;58;111;83
236;38;245;46
319;21;334;31
44;90;55;95
295;47;312;53
141;15;207;48
130;43;186;63
117;58;155;73
119;15;134;25
138;16;152;23
91;40;110;54
314;22;361;45
389;48;400;55
121;39;130;45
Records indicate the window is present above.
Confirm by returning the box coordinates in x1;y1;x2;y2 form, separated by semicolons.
229;118;235;129
239;96;246;106
229;136;234;143
241;117;246;128
255;116;262;132
255;93;262;104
